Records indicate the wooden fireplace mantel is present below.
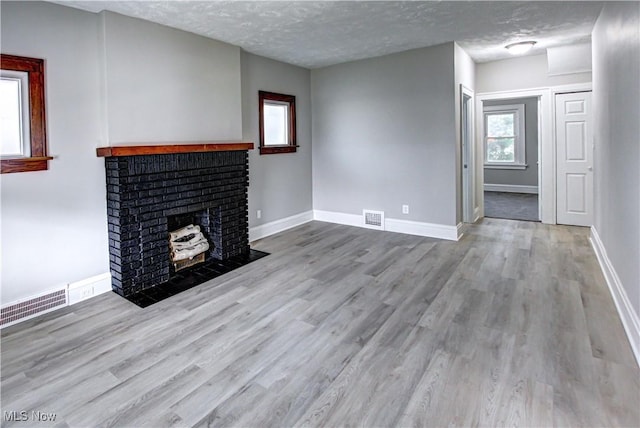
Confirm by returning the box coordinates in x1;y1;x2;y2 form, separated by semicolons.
96;142;254;157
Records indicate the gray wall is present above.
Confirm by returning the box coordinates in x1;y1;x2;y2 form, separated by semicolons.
483;97;539;187
241;52;313;227
311;44;458;226
1;1;108;303
477;53;592;93
102;12;242;142
0;2;246;304
593;3;640;319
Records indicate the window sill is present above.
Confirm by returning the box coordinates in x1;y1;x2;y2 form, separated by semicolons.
1;156;53;174
259;145;298;155
484;164;527;170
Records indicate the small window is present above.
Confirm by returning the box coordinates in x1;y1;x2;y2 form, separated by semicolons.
1;71;31;157
259;91;296;155
0;54;51;174
484;104;526;169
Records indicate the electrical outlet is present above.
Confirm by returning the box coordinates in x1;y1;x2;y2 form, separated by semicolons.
402;205;409;214
80;286;93;299
257;210;262;219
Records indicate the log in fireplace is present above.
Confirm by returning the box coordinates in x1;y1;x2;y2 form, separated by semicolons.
97;143;267;306
168;223;210;270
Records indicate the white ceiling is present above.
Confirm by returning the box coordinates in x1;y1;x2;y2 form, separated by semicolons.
52;1;604;69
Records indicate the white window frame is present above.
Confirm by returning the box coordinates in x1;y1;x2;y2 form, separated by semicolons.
0;70;31;158
263;100;289;147
484;103;526;169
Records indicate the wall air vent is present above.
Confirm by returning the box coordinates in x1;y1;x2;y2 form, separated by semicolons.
1;288;67;328
363;209;385;230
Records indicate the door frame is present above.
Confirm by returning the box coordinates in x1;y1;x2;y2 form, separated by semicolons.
476;88;552;223
460;84;475;223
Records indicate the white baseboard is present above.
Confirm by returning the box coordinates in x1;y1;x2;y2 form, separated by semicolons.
484;184;539;194
249;210;313;242
68;272;112;305
473;206;481;223
313;210;362;228
314;210;459;241
386;218;459;241
590;227;640;367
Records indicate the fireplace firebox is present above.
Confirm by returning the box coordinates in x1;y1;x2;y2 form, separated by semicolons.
97;143;260;302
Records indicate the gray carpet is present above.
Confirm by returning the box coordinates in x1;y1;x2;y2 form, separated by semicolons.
484;191;539;222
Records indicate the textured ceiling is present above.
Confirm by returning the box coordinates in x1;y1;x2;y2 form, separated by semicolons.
51;1;604;68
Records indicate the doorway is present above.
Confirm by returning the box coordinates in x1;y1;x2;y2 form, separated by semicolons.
476;88;555;224
482;96;541;222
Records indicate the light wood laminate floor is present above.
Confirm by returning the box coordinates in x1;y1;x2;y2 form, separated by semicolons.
1;219;638;427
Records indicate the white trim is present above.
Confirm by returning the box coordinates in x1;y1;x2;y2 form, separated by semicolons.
68;272;112;305
590;227;640;367
313;209;361;228
473;207;481;223
477;84;590;98
484;184;539;194
0;70;31;157
95;277;113;294
547;69;591;77
460;84;475;224
385;218;459;241
551;82;593;95
314;210;459;241
249;210;313;242
483;103;526;167
263;101;289;147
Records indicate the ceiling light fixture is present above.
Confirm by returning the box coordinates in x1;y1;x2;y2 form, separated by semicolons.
505;41;537;55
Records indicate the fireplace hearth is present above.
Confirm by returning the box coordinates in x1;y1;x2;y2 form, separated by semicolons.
98;143;267;306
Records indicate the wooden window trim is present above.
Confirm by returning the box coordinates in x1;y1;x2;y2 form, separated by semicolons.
259;90;297;155
1;54;52;173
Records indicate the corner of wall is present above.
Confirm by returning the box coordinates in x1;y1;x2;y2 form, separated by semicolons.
98;10;110;145
590;227;640;367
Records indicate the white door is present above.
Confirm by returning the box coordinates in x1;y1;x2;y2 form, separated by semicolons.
556;91;593;226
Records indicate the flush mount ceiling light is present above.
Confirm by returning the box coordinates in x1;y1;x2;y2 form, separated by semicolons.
505;41;537;55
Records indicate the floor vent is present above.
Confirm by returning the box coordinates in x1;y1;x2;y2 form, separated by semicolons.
363;209;385;230
1;288;67;328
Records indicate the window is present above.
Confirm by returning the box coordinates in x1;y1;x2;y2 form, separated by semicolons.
0;54;51;173
484;104;526;169
1;71;30;157
259;91;296;155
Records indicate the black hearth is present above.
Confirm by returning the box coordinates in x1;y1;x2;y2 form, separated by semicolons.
98;143;266;306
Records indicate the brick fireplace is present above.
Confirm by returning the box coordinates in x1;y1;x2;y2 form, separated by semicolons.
97;143;255;300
